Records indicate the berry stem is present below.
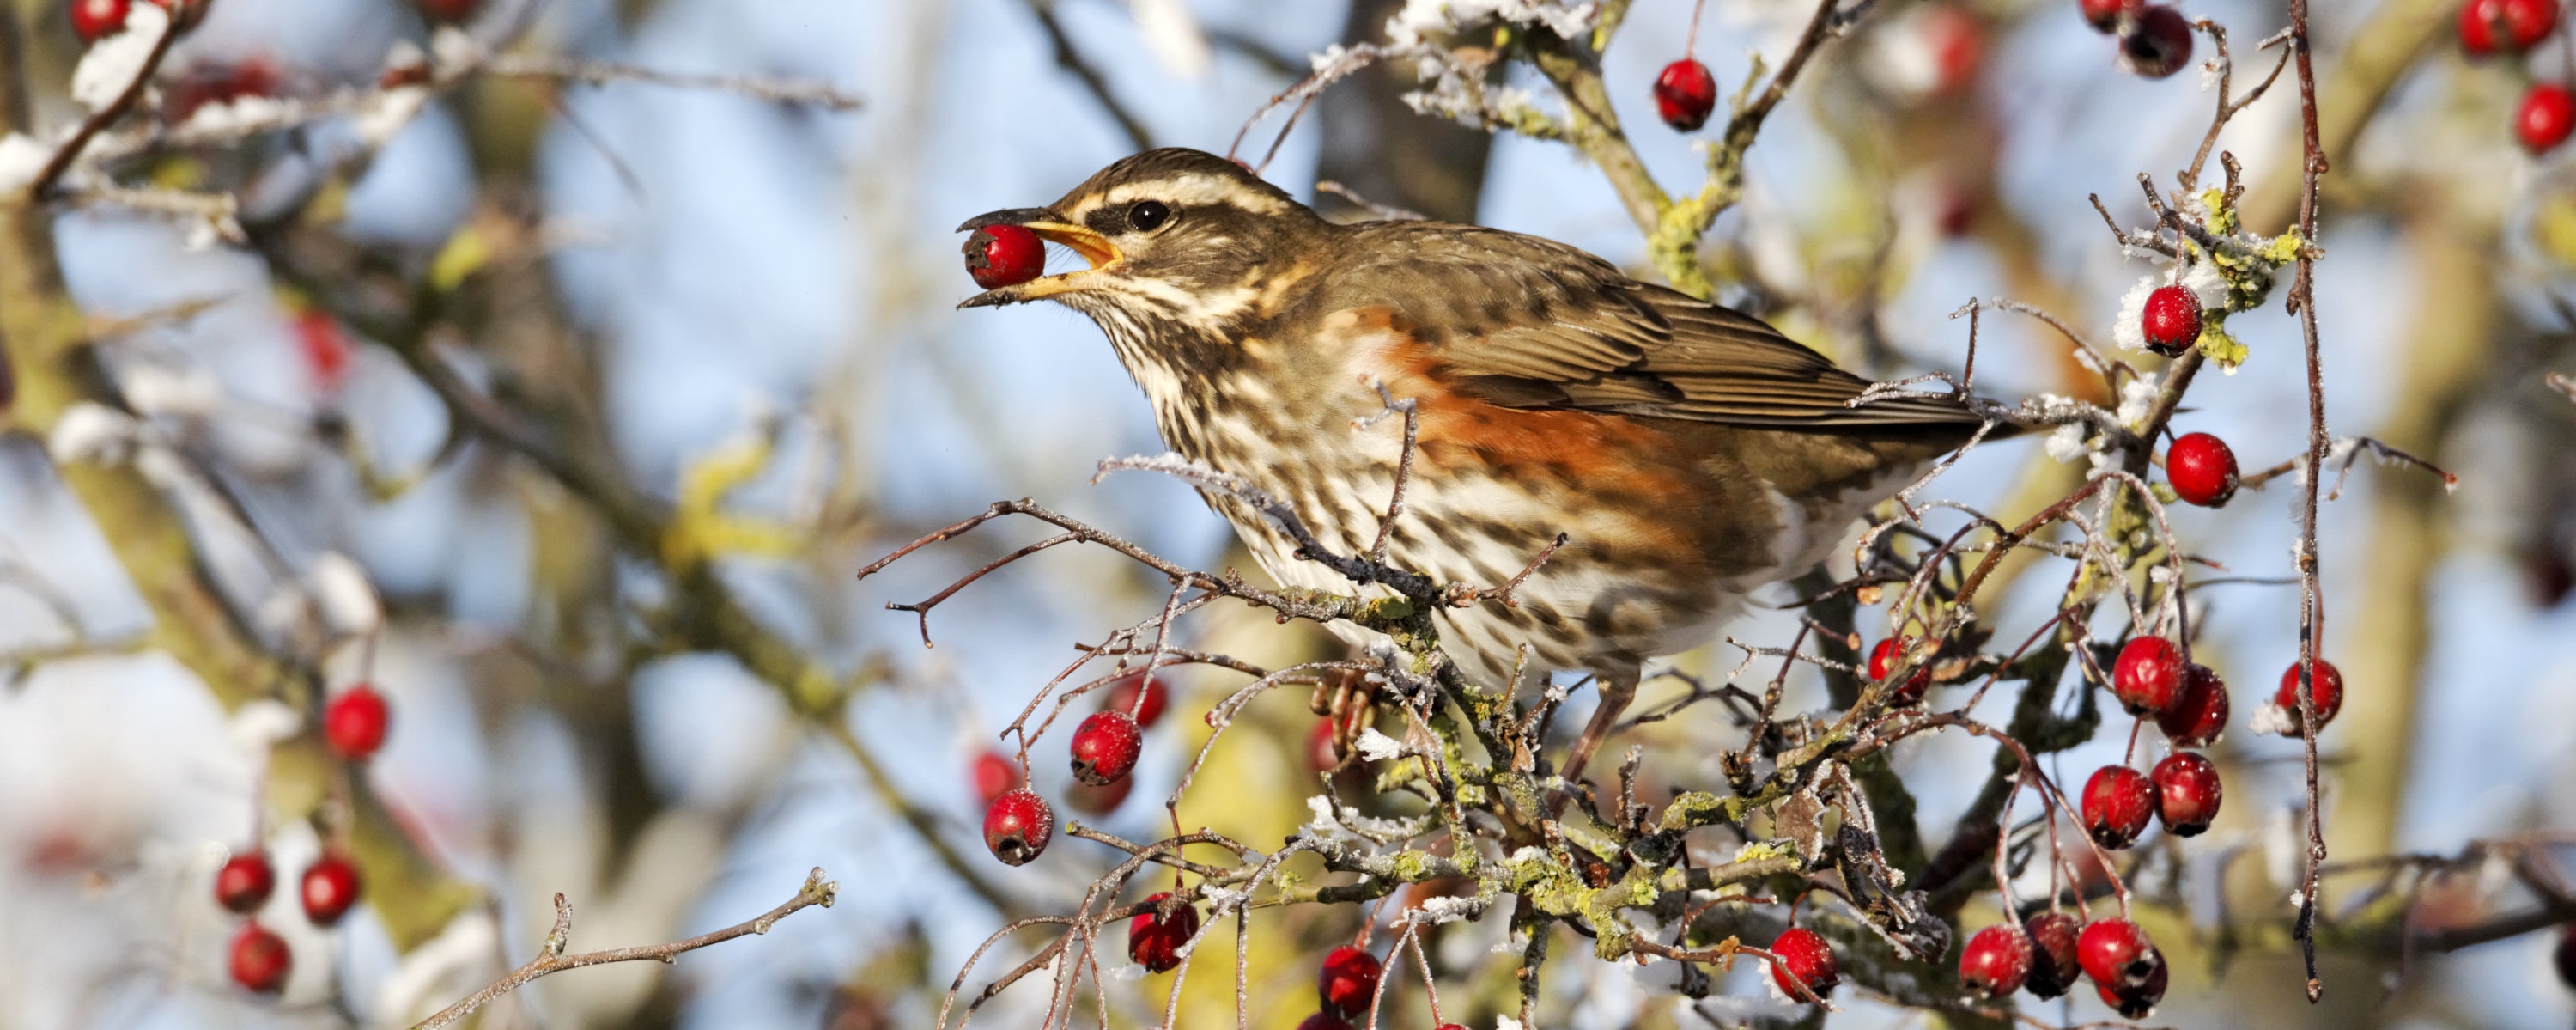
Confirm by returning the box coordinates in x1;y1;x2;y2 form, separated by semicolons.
1685;0;1710;60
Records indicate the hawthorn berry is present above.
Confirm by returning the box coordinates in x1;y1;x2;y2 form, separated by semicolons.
300;853;361;926
2111;637;2184;716
963;224;1046;289
970;751;1023;807
2460;0;2561;55
2077;917;2159;990
323;684;391;760
1768;927;1839;1000
1653;58;1717;131
1067;771;1134;815
982;788;1054;866
2023;911;2083;998
1957;923;2033;997
228;922;292;994
1317;945;1382;1017
2082;765;2155;849
2116;5;2194;80
2152;750;2223;836
2078;0;2137;32
1127;892;1200;973
2519;83;2576;155
1295;1015;1354;1030
1103;672;1169;728
2157;662;2231;747
2272;657;2345;733
1868;637;1934;705
2166;431;2239;507
2095;946;2169;1017
2140;284;2202;357
216;851;276;914
68;0;129;42
1070;710;1143;786
416;0;483;24
1915;5;1986;99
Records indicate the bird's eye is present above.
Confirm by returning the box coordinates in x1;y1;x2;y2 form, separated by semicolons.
1127;200;1171;233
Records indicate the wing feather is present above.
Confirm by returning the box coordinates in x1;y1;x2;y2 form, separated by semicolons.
1321;222;1989;434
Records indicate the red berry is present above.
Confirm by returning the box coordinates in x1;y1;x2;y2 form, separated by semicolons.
2079;0;2138;32
2156;662;2230;747
1295;1015;1354;1030
2272;658;2345;733
970;750;1023;807
292;310;351;393
300;853;361;926
2117;5;2194;79
1317;945;1382;1017
1069;710;1142;786
1437;1026;1467;1030
216;851;276;914
982;788;1054;866
2081;765;2154;849
1103;672;1170;728
1768;927;1839;1000
228;922;292;994
1127;892;1200;973
2076;917;2159;990
2152;751;2223;836
416;0;483;24
2461;0;2561;55
1957;923;2033;996
2519;83;2576;155
2094;946;2169;1016
1917;5;1985;97
68;0;129;42
2111;637;2184;716
2023;911;2083;998
2166;431;2239;507
1067;772;1133;815
1868;637;1934;706
323;684;391;760
1653;58;1717;131
2140;284;2202;357
963;224;1046;289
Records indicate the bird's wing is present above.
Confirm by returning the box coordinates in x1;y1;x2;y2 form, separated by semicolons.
1321;222;1986;432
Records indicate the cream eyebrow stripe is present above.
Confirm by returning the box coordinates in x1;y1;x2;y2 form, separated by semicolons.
1097;174;1291;216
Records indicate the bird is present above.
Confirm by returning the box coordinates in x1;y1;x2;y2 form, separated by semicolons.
957;147;2004;785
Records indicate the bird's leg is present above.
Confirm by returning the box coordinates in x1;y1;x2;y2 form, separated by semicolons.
1559;673;1637;791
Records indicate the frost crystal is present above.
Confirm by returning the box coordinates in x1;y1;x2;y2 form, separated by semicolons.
0;133;52;194
122;363;222;417
2116;373;2160;428
1387;0;1598;47
2111;275;2156;351
1354;726;1408;761
71;3;169;111
307;552;384;637
2044;423;2089;465
48;403;137;464
2178;258;2230;310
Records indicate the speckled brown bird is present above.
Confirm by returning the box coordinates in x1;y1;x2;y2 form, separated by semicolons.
960;148;2001;783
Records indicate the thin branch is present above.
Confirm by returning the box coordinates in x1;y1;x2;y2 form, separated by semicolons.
411;868;838;1030
1024;0;1152;151
482;54;862;109
26;12;183;199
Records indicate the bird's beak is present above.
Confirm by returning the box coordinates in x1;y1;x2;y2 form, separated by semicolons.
956;208;1123;308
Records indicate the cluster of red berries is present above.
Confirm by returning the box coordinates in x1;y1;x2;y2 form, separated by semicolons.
980;672;1170;867
2458;0;2575;153
223;682;394;994
2080;0;2195;79
1954;913;2167;1015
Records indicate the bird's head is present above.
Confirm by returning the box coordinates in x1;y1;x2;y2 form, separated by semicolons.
956;149;1328;338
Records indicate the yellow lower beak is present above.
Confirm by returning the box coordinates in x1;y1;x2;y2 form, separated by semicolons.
957;212;1122;308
